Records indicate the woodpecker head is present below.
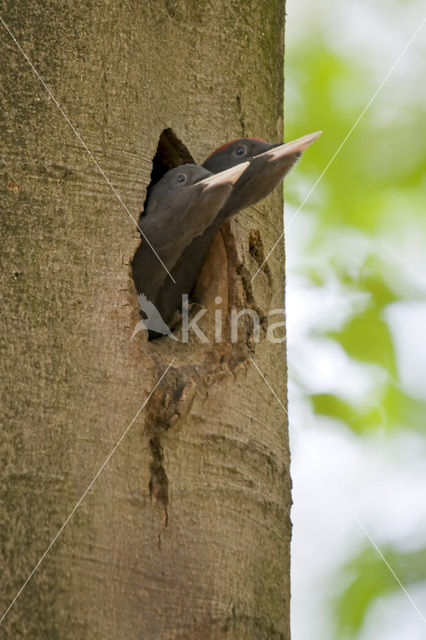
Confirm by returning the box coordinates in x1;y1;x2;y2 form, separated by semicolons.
142;161;249;248
203;138;273;172
133;160;249;314
202;131;322;214
144;164;215;216
144;163;247;218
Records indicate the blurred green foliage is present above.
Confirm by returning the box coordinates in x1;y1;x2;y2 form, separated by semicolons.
285;26;426;639
285;36;426;431
334;545;426;637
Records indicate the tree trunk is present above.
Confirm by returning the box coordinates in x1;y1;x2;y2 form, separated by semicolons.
1;1;290;638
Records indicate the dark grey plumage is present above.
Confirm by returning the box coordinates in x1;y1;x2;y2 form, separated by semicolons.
155;132;322;325
132;161;249;331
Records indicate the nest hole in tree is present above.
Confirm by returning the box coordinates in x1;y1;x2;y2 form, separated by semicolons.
140;128;195;216
131;128;242;341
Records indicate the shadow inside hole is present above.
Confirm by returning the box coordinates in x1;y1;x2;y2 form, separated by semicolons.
141;128;196;216
131;128;196;341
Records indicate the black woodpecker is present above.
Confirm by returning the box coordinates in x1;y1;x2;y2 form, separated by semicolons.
132;161;249;318
155;131;322;325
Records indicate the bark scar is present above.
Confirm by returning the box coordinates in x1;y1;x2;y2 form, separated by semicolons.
236;94;246;136
148;434;169;527
248;227;272;286
145;366;197;531
142;224;270;524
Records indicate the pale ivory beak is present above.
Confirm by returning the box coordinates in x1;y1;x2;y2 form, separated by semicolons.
199;161;250;189
255;131;323;162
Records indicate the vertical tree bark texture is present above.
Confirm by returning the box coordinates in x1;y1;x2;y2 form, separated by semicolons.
1;1;289;638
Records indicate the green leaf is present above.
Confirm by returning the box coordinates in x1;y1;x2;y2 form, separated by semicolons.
328;308;396;374
311;393;382;434
334;545;426;637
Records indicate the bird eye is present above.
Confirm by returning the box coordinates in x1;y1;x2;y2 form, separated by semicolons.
176;174;186;183
234;146;247;157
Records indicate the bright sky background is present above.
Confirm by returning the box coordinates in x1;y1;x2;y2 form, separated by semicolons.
285;1;426;638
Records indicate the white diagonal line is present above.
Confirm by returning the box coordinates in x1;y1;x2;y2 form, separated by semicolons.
0;358;175;626
251;16;426;283
0;15;176;284
249;355;426;625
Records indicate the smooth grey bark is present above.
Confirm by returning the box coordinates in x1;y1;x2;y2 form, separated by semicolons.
1;1;289;638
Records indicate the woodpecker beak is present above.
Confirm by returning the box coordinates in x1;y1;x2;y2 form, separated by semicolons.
198;161;250;189
255;131;322;162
